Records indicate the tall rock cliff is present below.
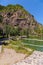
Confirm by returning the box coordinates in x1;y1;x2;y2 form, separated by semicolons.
0;4;43;37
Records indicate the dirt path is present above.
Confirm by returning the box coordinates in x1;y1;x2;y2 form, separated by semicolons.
0;48;26;65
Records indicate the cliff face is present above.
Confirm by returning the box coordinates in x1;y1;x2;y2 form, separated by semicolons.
0;4;43;36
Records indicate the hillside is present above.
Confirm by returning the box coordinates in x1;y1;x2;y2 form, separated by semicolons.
0;4;43;38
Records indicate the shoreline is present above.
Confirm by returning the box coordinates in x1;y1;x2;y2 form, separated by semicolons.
14;51;43;65
0;48;43;65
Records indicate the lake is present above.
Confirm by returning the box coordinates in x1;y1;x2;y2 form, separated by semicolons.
22;39;43;51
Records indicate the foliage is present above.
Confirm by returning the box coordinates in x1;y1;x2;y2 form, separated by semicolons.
0;4;28;14
4;24;11;37
0;15;3;23
10;27;20;36
4;24;20;37
0;5;5;12
0;4;43;39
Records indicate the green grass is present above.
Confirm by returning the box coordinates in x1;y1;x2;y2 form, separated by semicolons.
3;40;33;55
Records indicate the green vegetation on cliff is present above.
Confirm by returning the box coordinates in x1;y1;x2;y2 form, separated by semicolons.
0;4;43;39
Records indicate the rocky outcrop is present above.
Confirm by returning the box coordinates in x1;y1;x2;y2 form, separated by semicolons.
0;4;43;35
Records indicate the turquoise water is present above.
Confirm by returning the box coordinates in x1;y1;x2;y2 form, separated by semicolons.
25;44;43;51
22;39;43;51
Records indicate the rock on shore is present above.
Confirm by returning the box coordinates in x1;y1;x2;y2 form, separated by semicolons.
14;51;43;65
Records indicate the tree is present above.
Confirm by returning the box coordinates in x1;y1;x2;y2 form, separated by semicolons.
10;27;20;36
19;27;29;38
0;5;5;11
4;23;11;38
4;24;20;37
0;28;3;35
0;15;3;23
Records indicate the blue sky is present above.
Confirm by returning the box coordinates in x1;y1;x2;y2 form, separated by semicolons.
0;0;43;24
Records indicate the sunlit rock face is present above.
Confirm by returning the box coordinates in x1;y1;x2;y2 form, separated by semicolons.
0;4;43;36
